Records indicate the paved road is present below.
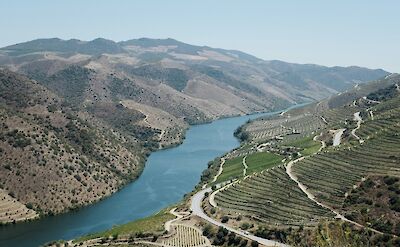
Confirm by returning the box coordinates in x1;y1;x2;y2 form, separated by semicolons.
190;188;289;247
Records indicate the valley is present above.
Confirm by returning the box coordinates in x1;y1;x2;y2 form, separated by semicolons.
60;74;400;247
0;37;387;224
0;38;397;247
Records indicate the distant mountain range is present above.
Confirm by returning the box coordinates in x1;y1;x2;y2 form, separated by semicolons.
0;37;390;220
0;37;389;122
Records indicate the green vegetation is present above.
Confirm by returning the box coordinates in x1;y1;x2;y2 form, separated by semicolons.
107;76;141;99
35;66;92;105
215;156;243;183
202;225;247;246
367;84;399;101
214;152;282;184
342;176;400;236
234;125;249;142
76;208;174;242
293;127;400;208
0;129;32;148
87;103;160;149
130;65;189;91
0;70;48;108
245;152;282;174
253;220;390;247
285;136;320;156
215;166;334;226
211;77;400;246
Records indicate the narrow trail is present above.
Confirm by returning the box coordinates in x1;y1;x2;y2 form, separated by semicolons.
242;156;248;176
165;208;186;232
212;158;225;183
159;129;165;140
158;129;166;149
369;110;374;120
285;157;385;236
351;112;364;143
313;133;326;152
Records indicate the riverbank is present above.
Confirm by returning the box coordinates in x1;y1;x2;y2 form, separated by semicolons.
1;108;285;247
60;104;316;246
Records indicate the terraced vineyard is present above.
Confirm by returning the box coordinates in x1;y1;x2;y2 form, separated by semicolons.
213;152;283;184
293;122;400;208
0;189;38;223
211;78;400;244
321;106;359;125
215;166;334;226
162;224;209;247
244;113;326;142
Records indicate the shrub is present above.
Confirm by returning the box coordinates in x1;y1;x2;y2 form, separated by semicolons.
384;176;399;186
251;240;259;247
221;216;229;223
203;224;212;237
241;222;251;230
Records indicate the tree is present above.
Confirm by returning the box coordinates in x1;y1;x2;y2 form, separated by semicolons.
203;224;213;237
251;240;259;247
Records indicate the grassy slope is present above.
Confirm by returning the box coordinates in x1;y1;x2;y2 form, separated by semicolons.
285;136;321;156
215;152;283;184
76;208;174;242
246;152;283;174
215;156;244;183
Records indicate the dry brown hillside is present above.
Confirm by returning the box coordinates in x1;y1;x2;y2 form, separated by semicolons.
0;70;150;221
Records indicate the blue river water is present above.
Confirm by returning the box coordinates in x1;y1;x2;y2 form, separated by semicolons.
0;106;298;247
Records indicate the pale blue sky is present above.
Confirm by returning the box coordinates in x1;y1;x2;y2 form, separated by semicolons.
1;0;399;72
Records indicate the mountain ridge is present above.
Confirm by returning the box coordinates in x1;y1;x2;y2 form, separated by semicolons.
0;37;389;72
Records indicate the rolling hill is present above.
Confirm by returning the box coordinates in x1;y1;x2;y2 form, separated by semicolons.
0;38;390;223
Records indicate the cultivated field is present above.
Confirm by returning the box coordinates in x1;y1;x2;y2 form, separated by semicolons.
209;78;400;245
162;224;209;247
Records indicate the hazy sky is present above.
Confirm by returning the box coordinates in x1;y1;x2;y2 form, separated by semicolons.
1;0;399;72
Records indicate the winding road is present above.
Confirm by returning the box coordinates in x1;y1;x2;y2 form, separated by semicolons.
313;134;326;152
190;188;288;247
285;155;384;235
351;112;364;143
